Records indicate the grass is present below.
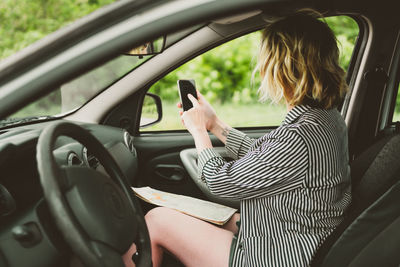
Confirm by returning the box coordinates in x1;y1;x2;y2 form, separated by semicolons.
142;102;400;132
141;101;287;132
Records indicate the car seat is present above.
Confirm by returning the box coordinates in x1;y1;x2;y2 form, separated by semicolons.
312;131;400;266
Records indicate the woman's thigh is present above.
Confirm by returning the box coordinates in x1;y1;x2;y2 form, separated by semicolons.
221;213;240;235
146;207;234;267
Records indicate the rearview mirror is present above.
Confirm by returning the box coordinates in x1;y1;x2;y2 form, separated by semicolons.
125;36;166;56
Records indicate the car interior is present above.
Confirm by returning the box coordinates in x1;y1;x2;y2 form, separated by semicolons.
0;0;399;266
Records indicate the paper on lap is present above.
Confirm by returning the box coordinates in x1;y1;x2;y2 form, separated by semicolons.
132;187;237;225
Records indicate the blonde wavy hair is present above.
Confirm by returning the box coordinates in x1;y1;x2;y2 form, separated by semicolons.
255;10;348;109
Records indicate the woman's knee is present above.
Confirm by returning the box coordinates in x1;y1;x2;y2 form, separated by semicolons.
145;207;175;237
145;206;172;222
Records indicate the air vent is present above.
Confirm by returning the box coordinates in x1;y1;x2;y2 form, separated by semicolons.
123;131;137;157
87;154;99;169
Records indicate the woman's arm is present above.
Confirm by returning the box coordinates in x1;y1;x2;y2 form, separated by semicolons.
181;94;307;201
209;117;232;145
180;91;256;156
208;115;256;158
198;128;308;200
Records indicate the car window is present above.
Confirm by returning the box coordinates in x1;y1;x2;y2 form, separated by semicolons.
5;55;151;122
141;16;359;132
393;84;400;122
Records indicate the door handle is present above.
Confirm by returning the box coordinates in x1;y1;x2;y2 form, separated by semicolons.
154;164;185;182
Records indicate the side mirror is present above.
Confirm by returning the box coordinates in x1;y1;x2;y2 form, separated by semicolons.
125;36;166;56
140;93;162;128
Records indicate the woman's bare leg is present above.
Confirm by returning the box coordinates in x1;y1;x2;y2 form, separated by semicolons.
122;243;137;267
221;213;240;234
122;212;240;267
145;207;235;267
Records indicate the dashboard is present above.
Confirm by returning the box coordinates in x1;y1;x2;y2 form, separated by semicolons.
0;120;138;267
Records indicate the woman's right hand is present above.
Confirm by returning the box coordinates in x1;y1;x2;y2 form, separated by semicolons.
178;90;232;145
177;90;218;131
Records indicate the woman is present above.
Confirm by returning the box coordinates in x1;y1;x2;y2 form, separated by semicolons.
143;10;351;267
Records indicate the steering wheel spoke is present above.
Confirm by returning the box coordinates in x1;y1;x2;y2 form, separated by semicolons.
90;240;126;267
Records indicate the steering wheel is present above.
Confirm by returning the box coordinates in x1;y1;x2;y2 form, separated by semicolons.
180;148;239;209
36;121;151;267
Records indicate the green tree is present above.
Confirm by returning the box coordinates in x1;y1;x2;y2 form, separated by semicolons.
0;0;114;59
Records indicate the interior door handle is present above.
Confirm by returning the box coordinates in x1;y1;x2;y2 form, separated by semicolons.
154;164;185;182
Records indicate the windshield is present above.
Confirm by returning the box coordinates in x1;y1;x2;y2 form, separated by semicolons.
0;54;151;126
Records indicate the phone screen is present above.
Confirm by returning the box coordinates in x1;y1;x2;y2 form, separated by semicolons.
178;79;198;111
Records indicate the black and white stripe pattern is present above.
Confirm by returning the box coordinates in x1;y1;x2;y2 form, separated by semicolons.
198;105;351;266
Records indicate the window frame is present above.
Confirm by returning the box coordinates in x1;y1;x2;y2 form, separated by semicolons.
382;32;400;126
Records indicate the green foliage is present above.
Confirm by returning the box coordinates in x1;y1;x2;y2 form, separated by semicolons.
394;88;400;121
150;32;261;104
0;0;114;59
325;16;359;70
0;0;116;119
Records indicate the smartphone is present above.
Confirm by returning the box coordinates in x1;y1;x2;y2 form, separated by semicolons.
177;79;198;111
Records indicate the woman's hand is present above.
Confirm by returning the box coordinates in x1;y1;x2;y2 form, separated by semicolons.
178;91;214;153
180;93;208;136
178;90;217;132
197;91;218;131
178;90;232;145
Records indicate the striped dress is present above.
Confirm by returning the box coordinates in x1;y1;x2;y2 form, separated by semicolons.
197;105;351;266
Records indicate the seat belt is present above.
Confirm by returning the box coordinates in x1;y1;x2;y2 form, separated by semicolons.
350;66;389;159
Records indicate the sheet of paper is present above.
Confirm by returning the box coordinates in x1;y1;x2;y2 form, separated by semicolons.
132;187;237;225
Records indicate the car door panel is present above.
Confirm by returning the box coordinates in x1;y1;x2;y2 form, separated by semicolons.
133;129;270;207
